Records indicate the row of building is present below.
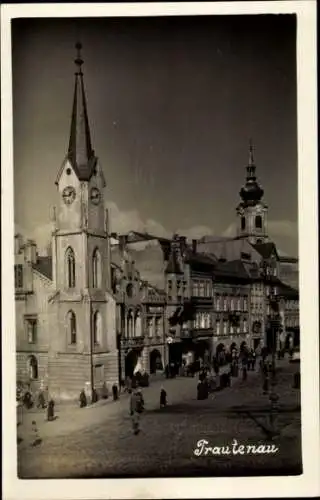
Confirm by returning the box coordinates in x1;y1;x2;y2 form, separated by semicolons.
14;45;299;400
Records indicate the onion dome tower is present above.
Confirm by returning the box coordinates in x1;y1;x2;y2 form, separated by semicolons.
236;141;268;244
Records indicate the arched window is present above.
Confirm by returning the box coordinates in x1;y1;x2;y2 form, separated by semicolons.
155;317;161;336
241;217;246;230
147;317;153;337
92;248;102;289
28;355;38;380
127;310;133;338
65;247;75;288
255;215;262;229
93;310;102;345
67;310;77;344
135;310;142;337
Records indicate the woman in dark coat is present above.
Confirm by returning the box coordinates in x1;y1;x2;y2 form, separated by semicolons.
79;389;87;408
160;387;167;408
47;399;55;421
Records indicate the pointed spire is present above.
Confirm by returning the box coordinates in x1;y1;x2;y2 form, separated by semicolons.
247;138;256;180
67;43;96;180
248;138;254;166
239;139;264;205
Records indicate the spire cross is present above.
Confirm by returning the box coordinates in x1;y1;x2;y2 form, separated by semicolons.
248;138;254;166
75;42;84;74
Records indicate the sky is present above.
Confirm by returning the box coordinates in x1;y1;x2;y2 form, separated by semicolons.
12;14;298;256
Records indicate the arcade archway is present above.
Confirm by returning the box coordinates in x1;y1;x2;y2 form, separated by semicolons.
149;349;163;374
216;343;226;365
125;349;139;378
194;340;211;363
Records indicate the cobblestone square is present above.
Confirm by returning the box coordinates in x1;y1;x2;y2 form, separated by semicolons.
18;360;301;478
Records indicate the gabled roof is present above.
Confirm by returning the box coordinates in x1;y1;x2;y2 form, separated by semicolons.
197;237;261;263
124;231;170;244
214;259;252;282
32;256;53;280
264;275;299;299
185;252;216;270
251;241;279;260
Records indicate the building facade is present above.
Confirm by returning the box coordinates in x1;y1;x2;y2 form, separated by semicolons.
15;46;300;399
111;236;167;383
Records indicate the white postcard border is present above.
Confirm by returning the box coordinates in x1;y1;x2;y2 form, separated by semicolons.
1;2;319;499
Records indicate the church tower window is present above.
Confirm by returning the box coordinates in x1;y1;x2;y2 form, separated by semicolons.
92;248;102;288
255;215;262;229
65;247;76;288
67;310;77;344
241;217;246;230
93;310;102;345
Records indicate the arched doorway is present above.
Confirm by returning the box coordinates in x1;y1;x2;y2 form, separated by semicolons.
195;340;210;364
28;355;38;380
229;342;238;361
125;349;139;378
149;349;163;374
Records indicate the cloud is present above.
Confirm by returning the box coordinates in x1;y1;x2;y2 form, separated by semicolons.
268;220;298;239
177;225;215;240
107;201;214;241
14;222;53;255
106;201;169;237
223;222;237;238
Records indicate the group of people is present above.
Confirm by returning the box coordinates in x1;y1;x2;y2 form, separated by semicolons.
194;347;260;400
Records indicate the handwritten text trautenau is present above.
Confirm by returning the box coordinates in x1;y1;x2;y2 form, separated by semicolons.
194;439;279;456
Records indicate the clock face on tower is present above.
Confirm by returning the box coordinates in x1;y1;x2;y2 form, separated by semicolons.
90;187;101;205
62;186;76;205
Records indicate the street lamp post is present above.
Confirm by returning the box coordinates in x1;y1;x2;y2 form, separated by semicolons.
268;286;280;438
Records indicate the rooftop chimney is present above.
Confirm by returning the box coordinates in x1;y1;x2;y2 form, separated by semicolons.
24;239;37;264
14;234;24;255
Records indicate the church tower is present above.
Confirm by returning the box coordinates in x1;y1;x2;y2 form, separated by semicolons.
236;141;268;245
49;44;118;401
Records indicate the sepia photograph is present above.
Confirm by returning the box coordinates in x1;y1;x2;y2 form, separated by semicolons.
1;1;319;499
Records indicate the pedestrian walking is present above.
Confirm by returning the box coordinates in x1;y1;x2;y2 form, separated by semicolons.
47;399;55;421
37;390;46;409
252;350;256;371
242;356;248;381
160;387;167;408
112;383;119;401
79;389;87;408
130;385;144;435
102;381;109;399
